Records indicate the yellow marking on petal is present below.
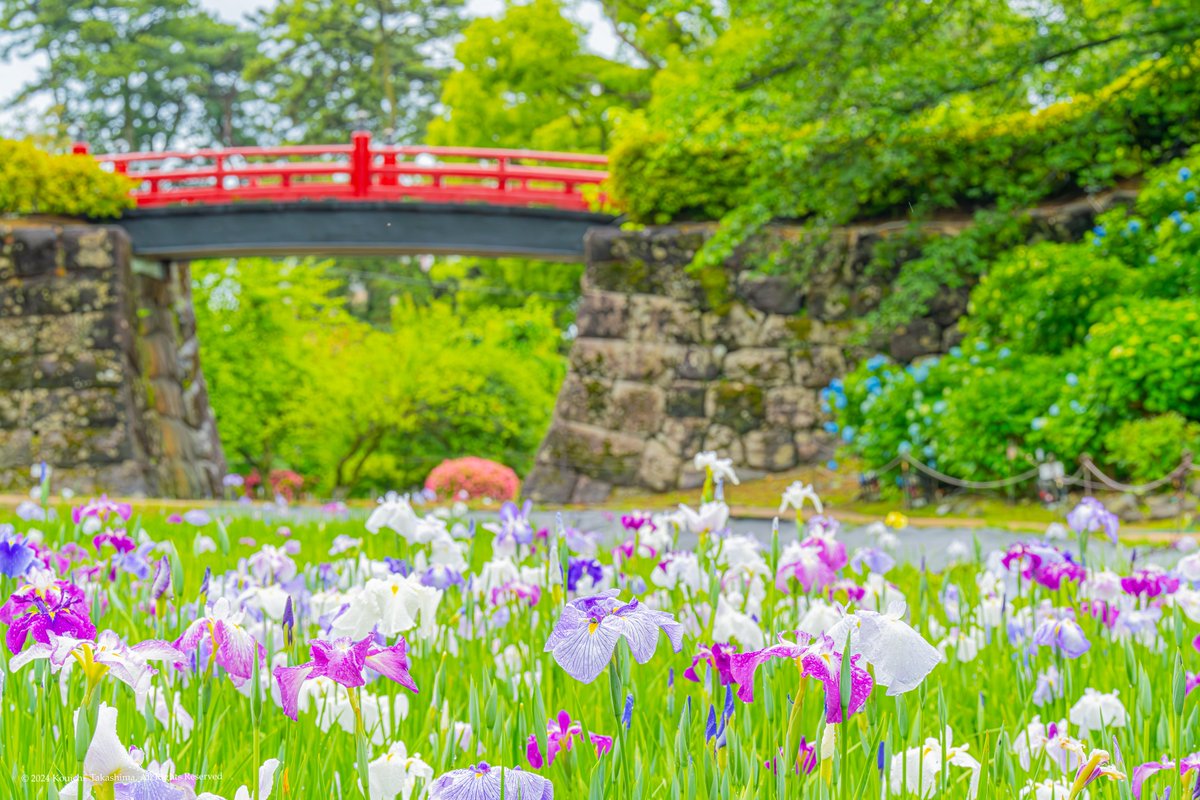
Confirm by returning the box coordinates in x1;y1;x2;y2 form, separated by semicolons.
588;622;599;635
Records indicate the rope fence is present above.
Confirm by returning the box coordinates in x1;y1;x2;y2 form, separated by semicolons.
857;450;1200;506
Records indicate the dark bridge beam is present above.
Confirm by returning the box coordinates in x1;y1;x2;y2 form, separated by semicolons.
117;201;616;262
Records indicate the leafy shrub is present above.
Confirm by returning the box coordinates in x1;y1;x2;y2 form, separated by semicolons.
966;244;1133;355
425;457;520;502
0;139;134;218
1084;298;1200;419
610;53;1200;227
1103;414;1200;483
831;150;1200;485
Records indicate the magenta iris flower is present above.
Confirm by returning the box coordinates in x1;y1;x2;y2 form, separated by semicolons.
729;631;812;703
1121;567;1180;598
1;579;96;654
275;634;418;720
72;496;133;526
684;643;737;686
544;591;683;683
431;763;553;800
174;597;263;684
800;640;874;723
525;711;612;769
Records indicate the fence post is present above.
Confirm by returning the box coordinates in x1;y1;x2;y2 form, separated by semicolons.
71;142;90;155
381;149;397;187
351;131;371;197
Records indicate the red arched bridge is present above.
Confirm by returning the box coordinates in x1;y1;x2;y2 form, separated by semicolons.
76;132;615;261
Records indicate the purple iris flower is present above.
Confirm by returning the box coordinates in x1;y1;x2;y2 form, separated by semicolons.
0;579;96;653
496;500;535;546
0;532;35;578
566;558;604;592
182;509;211;526
544;590;683;683
430;763;553;800
1068;497;1119;544
766;738;818;775
274;634;418;720
1032;615;1090;658
420;565;463;590
384;557;412;576
1032;665;1062;706
622;694;634;729
684;643;737;685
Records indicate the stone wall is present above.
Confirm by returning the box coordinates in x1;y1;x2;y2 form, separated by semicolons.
0;220;224;497
525;191;1137;502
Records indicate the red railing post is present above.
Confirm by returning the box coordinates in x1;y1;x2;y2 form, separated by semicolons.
381;150;397;187
71;142;90;155
496;156;507;194
351;131;371;197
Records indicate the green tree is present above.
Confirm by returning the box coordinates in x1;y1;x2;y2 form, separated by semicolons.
0;0;260;149
428;0;648;151
247;0;466;143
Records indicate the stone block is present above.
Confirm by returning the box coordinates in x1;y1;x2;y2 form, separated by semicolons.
571;475;614;503
723;347;791;385
11;227;60;278
638;438;683;492
569;339;680;383
675;347;719;381
889;318;943;362
665;381;707;419
744;429;797;471
575;291;629;339
537;421;645;485
627;295;703;343
803;346;847;389
523;463;579;504
0;429;33;468
63;226;121;271
706;381;766;435
611;381;665;434
765;386;820;430
737;274;802;315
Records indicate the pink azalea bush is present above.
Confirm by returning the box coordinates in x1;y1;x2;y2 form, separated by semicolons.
425;457;520;502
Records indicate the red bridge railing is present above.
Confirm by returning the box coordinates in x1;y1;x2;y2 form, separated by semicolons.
74;132;608;212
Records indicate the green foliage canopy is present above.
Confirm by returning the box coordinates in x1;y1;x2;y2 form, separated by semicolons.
192;257;566;496
0;139;133;217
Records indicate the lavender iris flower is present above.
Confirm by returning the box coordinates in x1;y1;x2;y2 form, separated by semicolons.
420;565;463;590
544;590;683;683
1032;616;1090;659
850;547;896;575
1067;497;1119;544
0;532;35;578
431;763;552;800
495;500;535;547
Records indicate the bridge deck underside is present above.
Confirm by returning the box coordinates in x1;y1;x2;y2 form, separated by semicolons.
116;201;614;262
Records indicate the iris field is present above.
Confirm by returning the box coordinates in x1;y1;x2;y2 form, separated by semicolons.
0;456;1195;800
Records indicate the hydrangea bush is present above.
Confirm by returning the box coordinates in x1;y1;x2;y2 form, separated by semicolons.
831;151;1200;483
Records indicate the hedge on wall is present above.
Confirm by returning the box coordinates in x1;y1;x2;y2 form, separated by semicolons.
0;139;134;219
608;52;1200;227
